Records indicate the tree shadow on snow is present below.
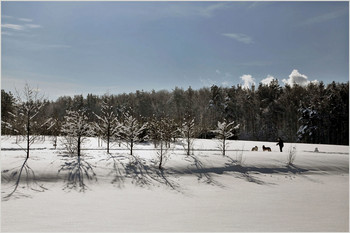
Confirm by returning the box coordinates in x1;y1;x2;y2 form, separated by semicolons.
184;154;224;187
178;154;311;186
124;154;182;192
2;157;47;201
58;155;97;192
98;154;127;188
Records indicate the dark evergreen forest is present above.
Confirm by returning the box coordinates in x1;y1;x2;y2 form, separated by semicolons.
1;80;349;145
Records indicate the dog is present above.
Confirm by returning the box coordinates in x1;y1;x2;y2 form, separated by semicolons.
262;145;271;152
251;146;258;151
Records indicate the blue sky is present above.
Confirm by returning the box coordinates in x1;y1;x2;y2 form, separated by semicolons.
1;1;349;100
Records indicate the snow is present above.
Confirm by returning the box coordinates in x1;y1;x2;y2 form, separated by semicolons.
1;136;349;231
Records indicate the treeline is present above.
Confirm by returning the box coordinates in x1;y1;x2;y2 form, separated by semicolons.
1;80;349;145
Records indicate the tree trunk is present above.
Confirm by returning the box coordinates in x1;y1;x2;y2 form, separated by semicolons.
223;137;226;156
159;141;163;170
130;139;133;155
54;136;57;149
26;114;30;159
77;136;81;157
107;124;110;154
187;131;190;156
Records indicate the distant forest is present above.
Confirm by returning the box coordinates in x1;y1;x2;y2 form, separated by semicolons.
1;80;349;145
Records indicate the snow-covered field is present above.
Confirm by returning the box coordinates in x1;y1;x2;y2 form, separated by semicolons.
1;136;349;232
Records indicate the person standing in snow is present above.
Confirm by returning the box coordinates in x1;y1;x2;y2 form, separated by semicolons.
276;137;284;152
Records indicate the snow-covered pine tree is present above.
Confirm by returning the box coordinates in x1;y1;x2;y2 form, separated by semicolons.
93;96;120;154
297;106;320;143
212;119;240;156
180;115;196;156
119;110;147;155
61;109;94;157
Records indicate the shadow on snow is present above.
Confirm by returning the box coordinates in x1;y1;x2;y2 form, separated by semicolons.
2;151;321;199
58;155;97;192
1;157;47;201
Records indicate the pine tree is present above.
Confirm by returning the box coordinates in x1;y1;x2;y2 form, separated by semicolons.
1;89;15;134
297;107;320;143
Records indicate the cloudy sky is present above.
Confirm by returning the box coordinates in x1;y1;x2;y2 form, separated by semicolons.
1;1;349;100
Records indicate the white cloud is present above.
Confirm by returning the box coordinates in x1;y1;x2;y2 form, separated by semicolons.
222;33;254;44
160;2;229;18
247;2;271;9
241;74;256;89
198;3;228;17
299;8;347;26
260;75;276;85
18;18;33;22
282;69;318;87
1;16;41;33
26;24;42;29
1;23;25;31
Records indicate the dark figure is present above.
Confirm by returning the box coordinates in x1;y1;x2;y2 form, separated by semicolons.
276;137;284;152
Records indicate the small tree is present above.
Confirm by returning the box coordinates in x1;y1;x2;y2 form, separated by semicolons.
93;96;120;154
180;115;196;156
155;117;173;169
165;118;179;146
2;84;49;198
48;118;61;149
59;109;96;191
4;84;50;158
212;119;240;156
287;145;297;166
119;111;147;155
61;109;94;157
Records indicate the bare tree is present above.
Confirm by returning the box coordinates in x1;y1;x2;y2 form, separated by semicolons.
4;84;51;158
2;84;49;198
59;109;96;191
93;95;120;154
180;115;196;156
156;117;173;170
119;110;147;156
49;118;61;149
61;109;94;157
212;119;240;156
